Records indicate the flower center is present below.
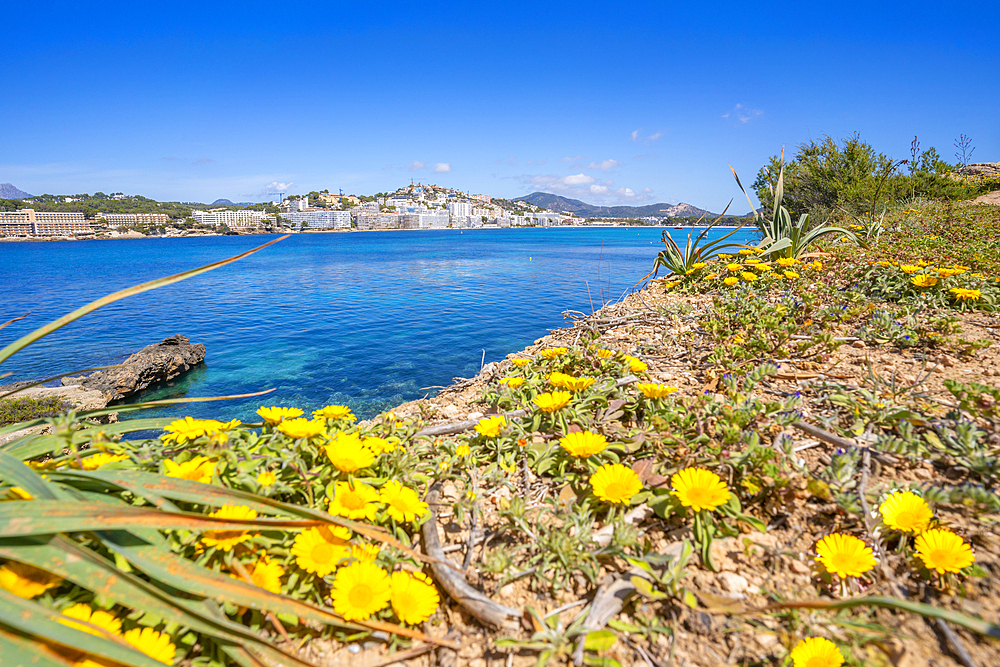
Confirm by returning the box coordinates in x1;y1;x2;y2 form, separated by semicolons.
806;656;833;667
311;543;334;563
687;487;712;506
349;584;373;608
342;493;366;510
604;482;628;501
928;549;956;568
895;510;921;530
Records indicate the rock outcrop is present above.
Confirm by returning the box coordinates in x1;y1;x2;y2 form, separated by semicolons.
62;334;206;402
954;162;1000;178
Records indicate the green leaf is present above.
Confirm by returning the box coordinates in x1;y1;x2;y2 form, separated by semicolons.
584;630;617;652
606;618;644;634
0;624;78;667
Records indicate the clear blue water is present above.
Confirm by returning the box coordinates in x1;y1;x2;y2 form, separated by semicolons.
0;227;756;424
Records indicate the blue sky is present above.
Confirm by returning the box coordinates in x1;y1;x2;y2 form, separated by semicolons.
4;1;996;212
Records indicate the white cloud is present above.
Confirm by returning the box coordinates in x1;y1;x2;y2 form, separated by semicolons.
561;155;583;162
526;158;548;165
590;184;609;195
266;181;293;192
406;161;426;171
629;130;663;145
722;103;763;124
562;173;596;185
588;159;620;171
616;187;636;198
433;162;451;173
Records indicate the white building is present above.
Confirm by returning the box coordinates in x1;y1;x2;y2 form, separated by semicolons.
447;201;473;218
97;213;169;227
399;212;450;229
279;210;351;229
0;209;91;236
356;213;400;230
192;209;272;228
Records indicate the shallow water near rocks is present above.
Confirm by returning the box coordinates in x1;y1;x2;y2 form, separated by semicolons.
0;227;756;424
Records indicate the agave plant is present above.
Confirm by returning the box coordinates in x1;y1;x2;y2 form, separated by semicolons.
0;237;453;667
732;154;857;259
643;202;747;282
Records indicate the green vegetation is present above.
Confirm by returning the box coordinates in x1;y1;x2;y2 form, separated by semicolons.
0;396;70;427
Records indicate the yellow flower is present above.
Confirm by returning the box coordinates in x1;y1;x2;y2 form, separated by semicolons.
936;267;965;278
914;529;975;574
950;287;981;301
380;480;429;522
121;627;176;665
256;406;303;425
691;262;708;270
246;555;284;594
737;248;755;255
293;526;352;576
548;371;573;387
390;570;440;624
0;561;61;598
717;253;733;259
776;257;799;267
163;456;216;484
753;263;772;272
313;404;357;422
80;452;129;470
351;542;382;563
533;391;572;412
705;273;718;280
671;468;730;512
590;347;614;359
910;274;937;288
741;272;758;282
879;491;932;534
636;383;678;399
664;280;681;288
550;372;595;391
723;276;739;286
324;433;376;473
625;355;647;372
59;603;122;637
161;416;230;445
200;505;257;552
328;480;381;521
559;431;607;457
809;260;824;270
475;415;506;438
726;263;743;272
276;417;327;440
784;271;800;279
256;470;277;488
364;436;397;454
330;561;392;621
456;443;471;457
744;257;760;265
499;376;525;388
814;533;877;578
790;637;844;667
590;464;642;504
899;264;920;274
538;347;568;359
1;487;32;501
511;358;531;367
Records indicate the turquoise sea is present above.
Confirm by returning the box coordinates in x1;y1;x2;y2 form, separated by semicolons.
0;227;756;423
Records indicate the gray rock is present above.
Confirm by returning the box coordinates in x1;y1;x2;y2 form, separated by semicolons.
62;334;206;402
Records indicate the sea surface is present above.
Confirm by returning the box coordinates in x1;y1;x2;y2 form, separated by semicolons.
0;227;756;426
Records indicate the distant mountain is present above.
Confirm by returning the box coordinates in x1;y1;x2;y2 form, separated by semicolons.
515;192;716;219
211;199;234;205
0;183;32;199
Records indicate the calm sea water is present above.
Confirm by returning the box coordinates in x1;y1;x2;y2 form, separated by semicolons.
0;227;755;424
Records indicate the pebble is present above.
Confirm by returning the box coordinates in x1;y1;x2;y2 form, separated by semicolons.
718;572;750;594
789;559;810;575
851;340;866;349
467;411;484;420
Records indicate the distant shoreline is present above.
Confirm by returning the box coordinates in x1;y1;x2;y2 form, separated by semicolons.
0;223;745;243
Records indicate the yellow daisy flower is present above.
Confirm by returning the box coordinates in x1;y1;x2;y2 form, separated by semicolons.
276;417;326;440
744;257;760;265
121;627;176;665
809;260;824;270
293;526;352;576
1;487;32;501
0;561;61;598
741;271;758;282
590;347;614;359
510;358;531;367
590;464;642;504
910;274;937;288
537;347;568;359
879;491;932;534
723;276;739;286
737;248;755;255
776;257;799;267
899;264;920;274
324;433;376;473
363;436;397;454
790;637;843;667
330;561;392;621
499;376;525;388
474;415;506;438
784;271;800;279
753;263;772;272
691;262;708;270
936;267;965;278
950;287;981;301
390;570;440;624
256;406;303;425
814;533;877;578
200;505;257;552
636;383;678;399
559;431;607;458
670;468;731;512
256;470;277;488
380;480;429;522
163;456;216;484
726;263;743;272
312;404;356;422
533;391;572;412
914;529;975;574
59;603;122;637
455;443;471;456
161;416;230;445
246;555;284;594
328;480;381;521
80;452;129;470
351;542;382;563
625;355;648;373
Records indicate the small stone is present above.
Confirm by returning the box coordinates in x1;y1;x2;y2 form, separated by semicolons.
469;659;487;667
913;468;933;480
467;411;484;420
718;572;750;594
851;340;866;349
440;404;461;419
499;583;516;599
789;559;810;575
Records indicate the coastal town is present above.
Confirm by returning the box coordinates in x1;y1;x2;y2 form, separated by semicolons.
0;183;616;240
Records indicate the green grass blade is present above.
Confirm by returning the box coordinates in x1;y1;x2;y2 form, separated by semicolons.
0;624;78;667
0;235;289;366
